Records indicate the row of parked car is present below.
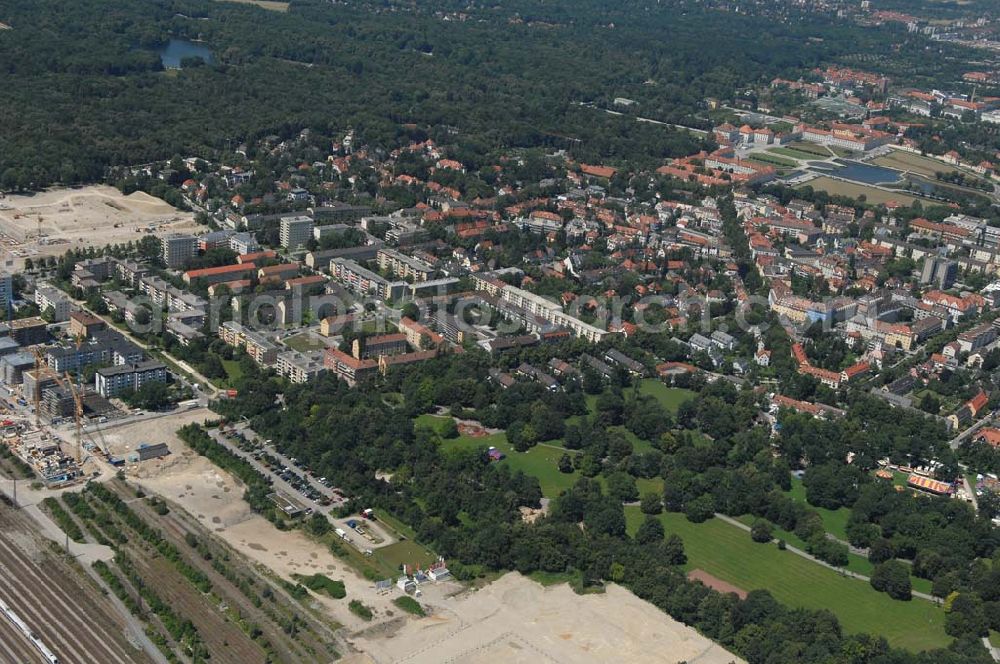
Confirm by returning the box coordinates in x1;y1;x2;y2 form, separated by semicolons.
222;427;347;507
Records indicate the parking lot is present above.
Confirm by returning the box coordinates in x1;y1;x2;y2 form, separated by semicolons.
208;425;346;516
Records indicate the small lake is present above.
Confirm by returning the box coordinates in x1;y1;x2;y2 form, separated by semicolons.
159;39;213;69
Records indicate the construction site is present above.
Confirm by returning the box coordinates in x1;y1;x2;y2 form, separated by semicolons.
0;346;109;484
348;572;745;664
0;185;199;269
0;342;167;486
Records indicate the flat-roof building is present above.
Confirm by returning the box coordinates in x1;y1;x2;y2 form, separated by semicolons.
95;361;168;398
161;233;198;269
279;215;314;250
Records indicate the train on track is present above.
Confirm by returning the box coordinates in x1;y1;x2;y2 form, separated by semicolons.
0;596;59;663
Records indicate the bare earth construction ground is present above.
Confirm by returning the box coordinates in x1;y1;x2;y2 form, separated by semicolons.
111;412;742;662
0;185;199;268
349;572;744;664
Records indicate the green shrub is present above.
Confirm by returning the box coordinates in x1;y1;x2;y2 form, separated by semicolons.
393;596;425;617
349;599;373;620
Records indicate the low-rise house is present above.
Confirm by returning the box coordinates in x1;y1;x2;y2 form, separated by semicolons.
353;333;408;360
688;333;714;353
324;347;435;385
770;394;845;419
68;312;106;339
548;358;582;380
840;361;870;384
580;353;616;379
604;349;646;376
517;363;560;391
488;368;517;389
258;263;300;284
711;330;737;351
183;263;256;286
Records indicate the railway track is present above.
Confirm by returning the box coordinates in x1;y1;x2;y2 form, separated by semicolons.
0;504;150;664
116;484;344;662
0;610;45;664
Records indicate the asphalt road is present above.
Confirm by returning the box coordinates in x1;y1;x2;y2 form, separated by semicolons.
950;412;994;449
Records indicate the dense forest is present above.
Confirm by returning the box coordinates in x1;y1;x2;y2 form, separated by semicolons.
0;0;966;189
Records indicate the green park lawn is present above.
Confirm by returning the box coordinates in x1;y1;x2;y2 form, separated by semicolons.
418;383;695;498
769;147;817;161
373;540;437;573
624;507;949;652
633;380;696;414
777;477;933;595
418;414;583;497
748;153;797;168
734;513;875;576
221;359;243;383
416;409;948;650
786;477;850;540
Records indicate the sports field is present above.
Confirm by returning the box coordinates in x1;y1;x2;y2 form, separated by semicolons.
372;540;437;573
624;507;949;651
798;177;919;205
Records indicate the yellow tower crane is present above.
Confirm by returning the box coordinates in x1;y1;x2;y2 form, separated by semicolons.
30;349;86;464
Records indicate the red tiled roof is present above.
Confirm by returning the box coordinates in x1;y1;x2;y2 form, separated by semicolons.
975;428;1000;447
579;164;617;179
239;250;277;264
259;263;299;277
286;275;326;288
842;361;870;378
969;391;989;416
185;263;256;279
